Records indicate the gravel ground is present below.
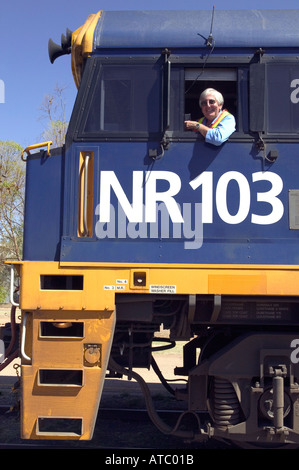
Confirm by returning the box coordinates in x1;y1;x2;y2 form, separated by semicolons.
0;307;231;449
0;352;230;449
0;365;228;450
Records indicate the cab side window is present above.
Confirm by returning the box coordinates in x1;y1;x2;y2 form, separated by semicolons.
168;66;239;135
81;62;162;136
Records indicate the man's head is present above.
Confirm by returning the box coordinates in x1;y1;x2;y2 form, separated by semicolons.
199;88;224;123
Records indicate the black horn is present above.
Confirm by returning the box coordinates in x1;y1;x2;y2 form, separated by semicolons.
61;28;73;48
48;28;73;64
48;39;66;64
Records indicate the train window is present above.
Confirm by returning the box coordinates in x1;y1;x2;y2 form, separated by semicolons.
184;68;237;125
266;63;299;135
82;63;161;135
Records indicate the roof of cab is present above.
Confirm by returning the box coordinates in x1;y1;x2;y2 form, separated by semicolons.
70;9;299;88
92;9;299;50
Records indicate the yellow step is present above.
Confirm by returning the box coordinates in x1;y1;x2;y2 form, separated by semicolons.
20;309;115;440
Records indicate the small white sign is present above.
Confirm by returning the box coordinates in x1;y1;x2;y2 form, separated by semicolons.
150;285;176;294
116;285;125;291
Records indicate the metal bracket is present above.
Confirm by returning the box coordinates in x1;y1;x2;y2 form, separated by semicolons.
256;132;265;152
269;364;287;377
269;364;287;430
254;47;265;63
210;295;221;323
188;294;196;323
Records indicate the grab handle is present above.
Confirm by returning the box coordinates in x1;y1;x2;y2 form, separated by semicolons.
82;154;90;236
10;264;19;307
78;151;94;237
21;141;52;161
21;312;31;362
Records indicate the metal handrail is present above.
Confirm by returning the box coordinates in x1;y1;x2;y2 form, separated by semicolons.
21;141;52;161
82;153;90;236
10;264;19;307
21;312;31;362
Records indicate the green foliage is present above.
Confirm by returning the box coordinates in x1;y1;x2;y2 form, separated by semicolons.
0;141;24;301
0;85;68;301
0;140;25;260
0;285;6;303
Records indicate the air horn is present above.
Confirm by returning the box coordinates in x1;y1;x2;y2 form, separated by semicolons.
48;28;73;64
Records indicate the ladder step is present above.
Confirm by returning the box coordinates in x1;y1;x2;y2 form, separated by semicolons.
37;417;83;437
38;369;83;387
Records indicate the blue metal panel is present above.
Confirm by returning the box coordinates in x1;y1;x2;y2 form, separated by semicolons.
93;10;299;51
23;149;63;261
60;140;299;265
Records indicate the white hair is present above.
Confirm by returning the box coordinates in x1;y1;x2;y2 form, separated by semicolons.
199;88;224;107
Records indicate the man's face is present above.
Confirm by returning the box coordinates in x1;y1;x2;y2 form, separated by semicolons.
200;94;222;122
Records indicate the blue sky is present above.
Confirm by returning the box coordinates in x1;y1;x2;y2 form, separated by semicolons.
1;0;299;147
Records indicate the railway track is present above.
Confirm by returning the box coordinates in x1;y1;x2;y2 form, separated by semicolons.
0;404;186;422
0;330;231;449
0;401;232;450
0;409;182;450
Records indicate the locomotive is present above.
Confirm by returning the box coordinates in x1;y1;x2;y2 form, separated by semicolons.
3;8;299;448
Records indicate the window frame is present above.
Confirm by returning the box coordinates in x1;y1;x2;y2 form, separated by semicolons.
74;56;165;142
169;63;248;141
70;54;299;145
250;57;299;141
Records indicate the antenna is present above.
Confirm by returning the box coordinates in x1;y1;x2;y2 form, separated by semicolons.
185;6;216;94
206;5;215;47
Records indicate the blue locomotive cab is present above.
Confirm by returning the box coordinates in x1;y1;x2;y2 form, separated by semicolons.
7;9;299;448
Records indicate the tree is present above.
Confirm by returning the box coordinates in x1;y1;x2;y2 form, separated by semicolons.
0;141;25;301
0;85;68;302
39;84;69;147
0;141;24;260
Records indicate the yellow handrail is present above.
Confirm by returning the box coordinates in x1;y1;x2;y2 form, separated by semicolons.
21;141;52;161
